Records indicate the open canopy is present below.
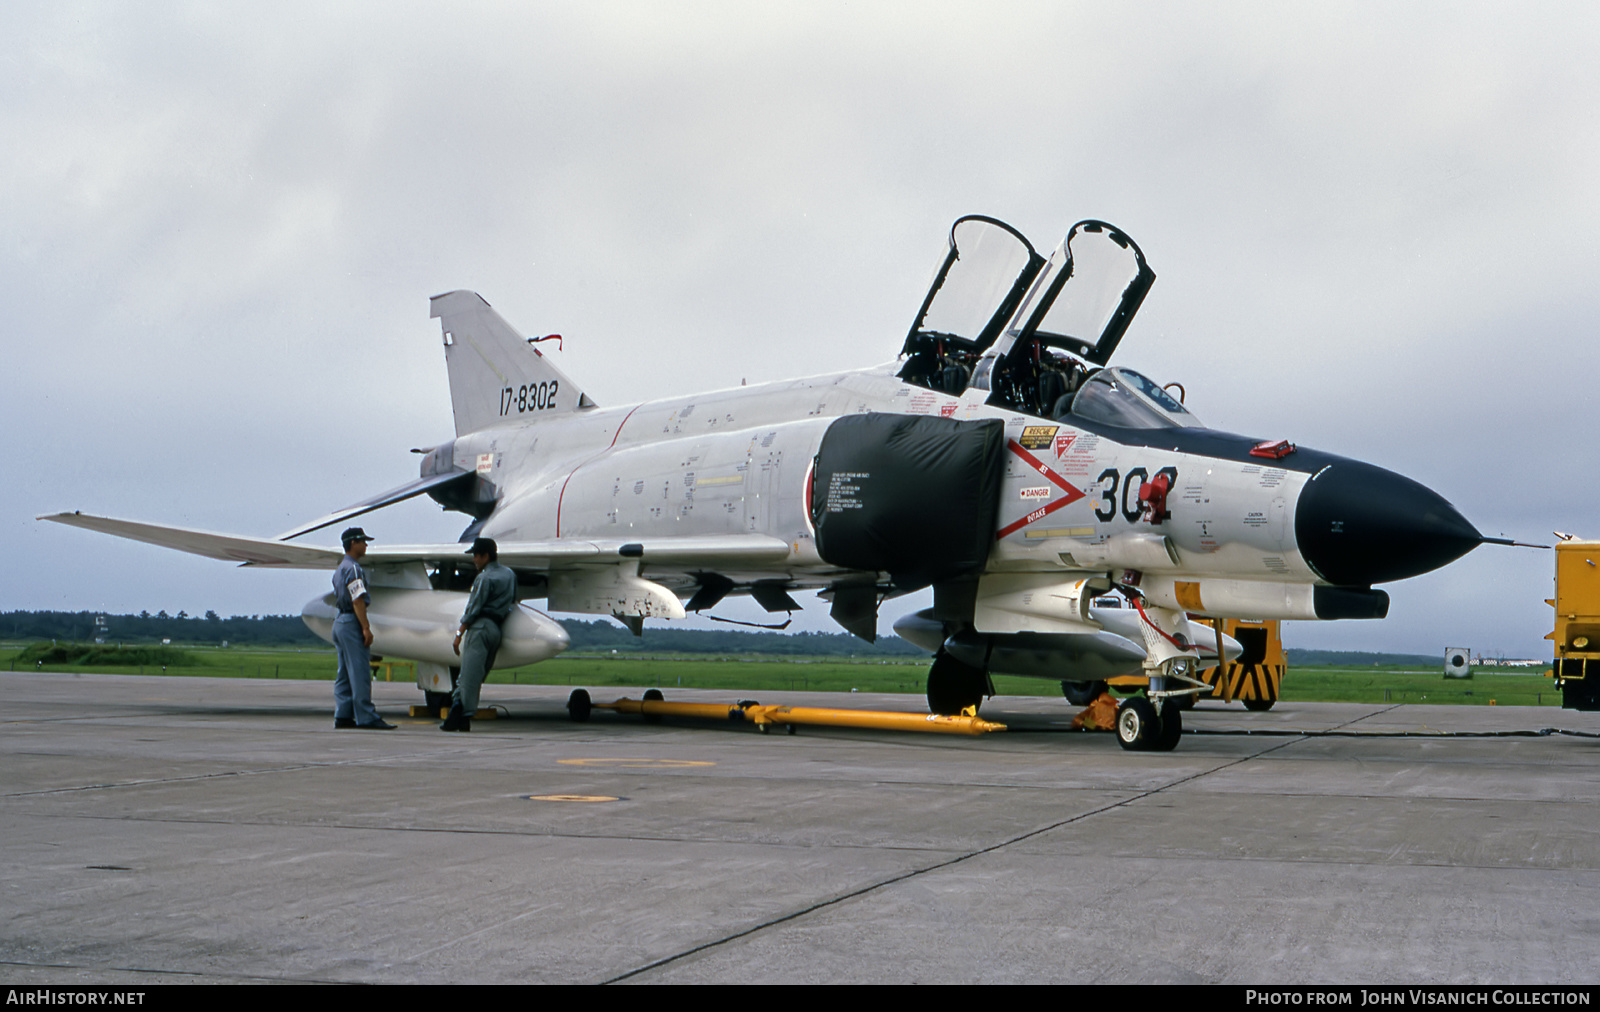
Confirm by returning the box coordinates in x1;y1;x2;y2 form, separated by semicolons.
901;215;1044;357
898;215;1155;414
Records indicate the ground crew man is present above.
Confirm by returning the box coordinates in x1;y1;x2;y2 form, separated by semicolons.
332;527;395;730
442;536;517;732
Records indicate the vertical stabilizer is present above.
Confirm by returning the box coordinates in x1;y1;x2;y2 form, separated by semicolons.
430;290;596;436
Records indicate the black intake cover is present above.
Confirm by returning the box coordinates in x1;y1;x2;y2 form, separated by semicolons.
810;414;1005;589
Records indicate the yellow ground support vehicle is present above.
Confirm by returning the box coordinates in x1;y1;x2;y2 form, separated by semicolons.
1078;616;1286;711
1193;618;1286;711
1548;537;1600;710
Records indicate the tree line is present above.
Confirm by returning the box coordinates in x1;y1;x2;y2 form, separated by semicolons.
2;610;323;646
1;611;927;657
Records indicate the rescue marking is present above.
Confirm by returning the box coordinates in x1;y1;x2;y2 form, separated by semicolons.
996;439;1086;539
557;758;716;768
1018;425;1058;450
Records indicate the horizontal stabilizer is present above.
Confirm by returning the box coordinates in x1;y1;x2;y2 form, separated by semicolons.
275;470;475;541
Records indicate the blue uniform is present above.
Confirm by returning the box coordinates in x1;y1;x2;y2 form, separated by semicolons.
332;554;380;725
454;560;517;715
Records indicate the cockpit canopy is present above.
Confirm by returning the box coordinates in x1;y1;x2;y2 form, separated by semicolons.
1012;221;1155;366
902;215;1044;355
898;215;1160;419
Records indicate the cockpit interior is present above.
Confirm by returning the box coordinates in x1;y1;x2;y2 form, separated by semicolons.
898;215;1197;429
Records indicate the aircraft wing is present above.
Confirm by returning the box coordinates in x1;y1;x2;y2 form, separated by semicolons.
41;512;346;567
431;535;796;570
40;512;794;572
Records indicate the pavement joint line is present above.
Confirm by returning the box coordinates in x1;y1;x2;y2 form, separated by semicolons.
601;740;1295;983
20;808;1600;872
1;747;503;798
6;810;988;853
0;958;349;984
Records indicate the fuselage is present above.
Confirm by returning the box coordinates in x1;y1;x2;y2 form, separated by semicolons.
428;359;1479;621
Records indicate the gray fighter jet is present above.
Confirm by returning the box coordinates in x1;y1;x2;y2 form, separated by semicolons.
43;215;1499;750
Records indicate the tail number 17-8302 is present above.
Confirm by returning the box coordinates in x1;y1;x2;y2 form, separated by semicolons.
500;381;559;416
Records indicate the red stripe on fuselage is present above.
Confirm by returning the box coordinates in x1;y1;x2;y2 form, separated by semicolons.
995;438;1086;540
555;403;642;537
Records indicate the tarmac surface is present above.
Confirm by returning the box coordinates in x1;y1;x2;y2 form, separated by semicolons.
3;670;1599;985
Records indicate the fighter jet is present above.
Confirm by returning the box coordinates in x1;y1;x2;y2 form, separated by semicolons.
43;214;1500;750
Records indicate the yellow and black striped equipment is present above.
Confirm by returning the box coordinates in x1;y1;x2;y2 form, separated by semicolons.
1196;618;1286;711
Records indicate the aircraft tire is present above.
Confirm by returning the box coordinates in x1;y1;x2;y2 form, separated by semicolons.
1243;697;1276;712
1115;697;1160;751
642;687;664;722
927;650;986;716
1150;701;1183;751
566;688;592;723
1061;680;1109;707
424;690;453;714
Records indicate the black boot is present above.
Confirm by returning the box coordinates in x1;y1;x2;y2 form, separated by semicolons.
440;704;471;732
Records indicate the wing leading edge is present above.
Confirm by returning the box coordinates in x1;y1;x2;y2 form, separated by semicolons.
39;512;793;572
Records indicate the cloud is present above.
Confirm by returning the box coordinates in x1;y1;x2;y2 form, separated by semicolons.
5;2;1596;657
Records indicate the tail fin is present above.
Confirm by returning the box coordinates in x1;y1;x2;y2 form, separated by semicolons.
430;290;596;436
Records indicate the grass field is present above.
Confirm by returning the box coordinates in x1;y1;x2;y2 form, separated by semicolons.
0;643;1563;706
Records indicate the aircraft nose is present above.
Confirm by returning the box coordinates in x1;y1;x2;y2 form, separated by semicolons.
1294;460;1481;586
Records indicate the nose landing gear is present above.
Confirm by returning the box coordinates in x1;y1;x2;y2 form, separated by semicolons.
1115;695;1183;751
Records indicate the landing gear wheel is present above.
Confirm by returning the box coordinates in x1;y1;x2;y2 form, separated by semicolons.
927;650;987;716
424;690;453;714
642;687;664;722
1150;701;1183;751
1115;697;1160;751
566;689;591;723
1174;691;1196;711
1243;697;1276;712
1061;680;1109;707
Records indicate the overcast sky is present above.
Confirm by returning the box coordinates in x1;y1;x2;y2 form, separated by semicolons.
7;2;1596;660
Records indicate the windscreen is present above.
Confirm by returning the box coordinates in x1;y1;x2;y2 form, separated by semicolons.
1070;368;1201;429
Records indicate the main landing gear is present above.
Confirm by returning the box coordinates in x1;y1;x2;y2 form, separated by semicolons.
1060;680;1109;707
926;650;990;716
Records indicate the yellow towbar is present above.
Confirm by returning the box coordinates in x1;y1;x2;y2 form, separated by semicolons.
572;691;1006;736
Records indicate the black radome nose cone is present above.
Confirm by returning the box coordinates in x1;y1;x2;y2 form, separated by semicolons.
1295;460;1481;586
